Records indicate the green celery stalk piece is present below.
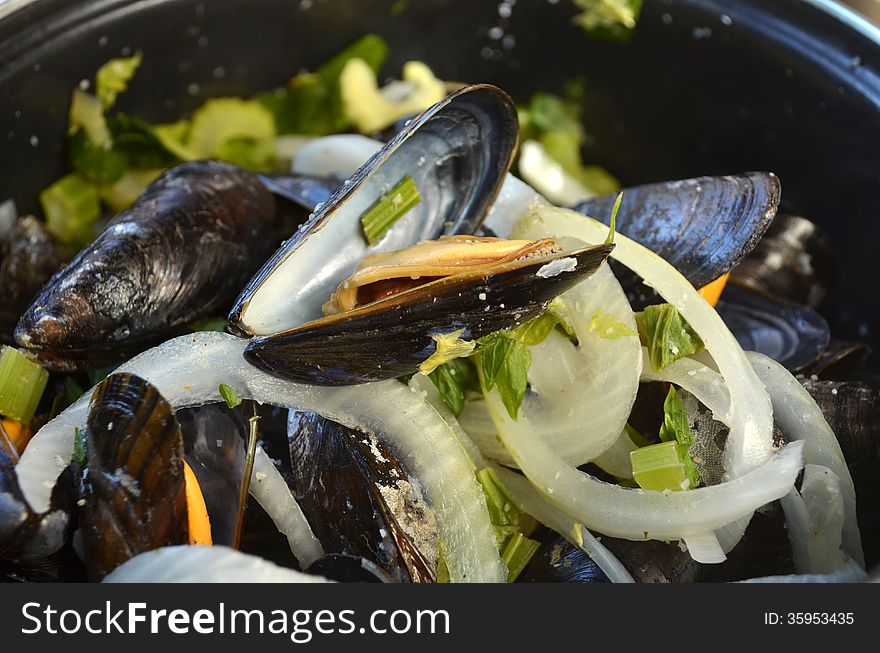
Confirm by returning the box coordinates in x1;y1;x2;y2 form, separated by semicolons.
40;173;101;248
631;440;690;492
0;346;49;424
360;175;420;244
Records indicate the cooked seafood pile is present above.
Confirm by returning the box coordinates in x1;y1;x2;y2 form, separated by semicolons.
0;39;875;584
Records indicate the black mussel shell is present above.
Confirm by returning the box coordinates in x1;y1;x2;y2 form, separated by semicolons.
574;173;780;289
306;554;393;583
288;410;436;583
801;339;872;380
0;216;69;336
517;535;610;583
731;213;836;310
0;446;76;563
716;285;830;371
177;403;249;547
244;243;613;385
256;173;338;212
80;373;188;580
15;161;277;371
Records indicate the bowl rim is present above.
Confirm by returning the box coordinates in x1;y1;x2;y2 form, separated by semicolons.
0;0;879;43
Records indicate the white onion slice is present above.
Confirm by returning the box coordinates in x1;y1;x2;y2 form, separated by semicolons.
291;134;382;178
517;140;597;206
19;332;504;583
737;559;867;583
780;466;848;574
746;352;864;567
495;467;635;583
508;205;775;478
459;260;641;467
104;546;332;583
592;430;638;480
484;381;803;541
683;532;727;564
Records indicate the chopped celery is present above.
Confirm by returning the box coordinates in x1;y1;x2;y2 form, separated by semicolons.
186;98;276;170
501;531;541;582
631;440;691;492
572;0;644;41
100;168;163;212
340;58;445;134
40;173;101;248
360;174;420;244
68;129;127;183
658;387;700;489
153;120;199;161
0;346;49;424
96;52;142;109
68;89;111;148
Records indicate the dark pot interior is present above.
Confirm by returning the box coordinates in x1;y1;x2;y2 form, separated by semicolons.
0;0;878;571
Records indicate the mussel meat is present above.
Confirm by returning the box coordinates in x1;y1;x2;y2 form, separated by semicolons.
15;161;277;371
245;236;613;384
288;410;437;582
80;373;188;580
573;173;781;289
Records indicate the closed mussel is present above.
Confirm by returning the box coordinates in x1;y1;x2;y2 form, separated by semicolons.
15;161;277;371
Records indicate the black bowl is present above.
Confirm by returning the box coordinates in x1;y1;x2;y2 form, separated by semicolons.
1;0;878;572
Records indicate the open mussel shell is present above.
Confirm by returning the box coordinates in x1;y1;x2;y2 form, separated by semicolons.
288;410;437;583
15;161;277;371
715;285;830;371
80;373;188;580
245;243;613;385
731;213;836;310
229;84;519;338
256;173;338;212
573;173;781;289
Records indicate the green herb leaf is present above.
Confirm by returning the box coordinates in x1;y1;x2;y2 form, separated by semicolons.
547;299;578;340
219;383;242;409
659;386;699;489
96;52;142;109
477;333;531;420
0;346;49;424
513;312;562;347
605;191;623;245
68;129;127;184
589;308;637;340
571;0;644;42
73;427;87;470
636;303;705;371
256;34;388;136
427;358;479;417
360;175;420;245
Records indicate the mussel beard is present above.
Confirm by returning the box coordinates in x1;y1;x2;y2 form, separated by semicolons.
287;410;438;583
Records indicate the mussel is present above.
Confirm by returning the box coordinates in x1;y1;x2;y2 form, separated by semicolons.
731;213;836;311
573;173;781;289
229;84;520;338
245;236;613;384
517;534;610;583
287;410;437;582
0;216;69;336
715;285;830;371
15;161;277;371
80;373;189;580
